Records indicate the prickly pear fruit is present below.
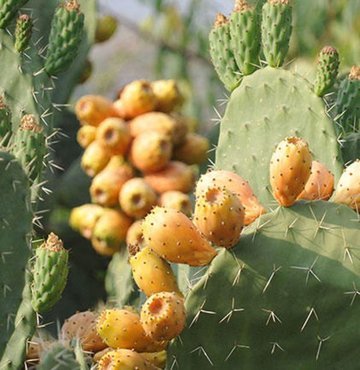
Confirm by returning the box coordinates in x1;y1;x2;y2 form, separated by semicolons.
31;233;69;313
126;220;144;247
140;292;186;342
119;178;157;219
76;125;96;148
95;15;118;43
130;131;172;173
151;80;184;113
26;338;53;362
69;204;104;239
92;208;132;256
270;137;312;207
129;245;181;297
81;141;111;177
297;160;334;201
78;58;93;84
140;351;167;369
96;117;131;155
75;95;118;126
193;187;244;248
142;207;217;266
195;170;266;225
14;14;32;53
90;157;134;207
159;191;192;217
333;160;360;211
173;133;209;165
61;311;106;352
144;161;195;194
314;46;340;97
0;97;12;142
0;0;28;29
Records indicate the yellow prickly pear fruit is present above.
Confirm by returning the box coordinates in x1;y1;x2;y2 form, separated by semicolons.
333;160;360;211
77;125;97;148
270;137;312;207
91;208;132;256
126;220;145;247
96;117;131;155
140;351;167;369
195;170;266;226
297;160;334;201
69;204;104;239
81;141;111;177
142;207;217;266
130;131;172;173
75;95;118;126
173;133;209;165
159;191;192;217
61;311;106;352
151;79;184;113
90;156;134;207
144;161;195;194
119;178;157;219
193;187;244;248
140;292;186;342
129;245;181;297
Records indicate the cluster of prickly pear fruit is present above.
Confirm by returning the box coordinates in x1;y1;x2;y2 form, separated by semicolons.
70;79;210;257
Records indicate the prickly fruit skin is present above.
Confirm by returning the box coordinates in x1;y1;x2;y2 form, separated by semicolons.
195;170;266;226
61;311;106;352
44;0;85;75
140;292;186;342
91;208;132;256
297;160;334;201
173;133;209;165
96;117;131;155
75;95;118;127
126;220;144;247
0;0;28;29
333;160;360;211
31;233;69;313
159;191;192;217
130;131;172;173
261;0;292;68
69;204;104;239
76;125;96;148
144;161;195;194
193;187;245;248
81;141;111;177
314;46;340;97
90;158;134;207
14;14;32;53
142;207;217;266
270;137;312;207
151;80;184;113
129;245;181;297
140;351;167;369
209;13;241;91
95;15;118;43
229;0;261;76
119;178;157;219
0;97;12;142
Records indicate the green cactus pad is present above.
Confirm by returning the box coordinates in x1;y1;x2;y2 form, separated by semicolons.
14;14;33;53
168;201;360;369
38;343;81;370
215;67;343;208
341;132;360;164
0;0;29;29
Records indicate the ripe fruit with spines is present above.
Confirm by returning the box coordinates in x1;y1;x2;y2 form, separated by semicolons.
69;203;104;239
159;191;192;217
81;140;111;177
173;133;209;165
76;125;96;148
14;14;32;53
151;79;184;113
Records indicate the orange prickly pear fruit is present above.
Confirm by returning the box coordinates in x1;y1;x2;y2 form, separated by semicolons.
90;156;134;207
196;170;266;226
270;137;312;207
75;95;118;126
129;245;181;297
140;292;186;342
142;207;217;266
119;178;157;219
159;191;192;217
61;311;106;352
130;131;172;173
69;204;104;239
333;160;360;211
173;133;209;165
297;160;334;201
77;125;97;148
96;117;131;155
151;79;184;113
126;220;145;247
91;208;132;256
144;161;195;194
193;187;244;248
81;141;111;177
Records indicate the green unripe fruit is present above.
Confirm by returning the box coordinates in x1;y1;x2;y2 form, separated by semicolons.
14;14;33;53
0;96;12;143
95;15;118;43
0;0;29;29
